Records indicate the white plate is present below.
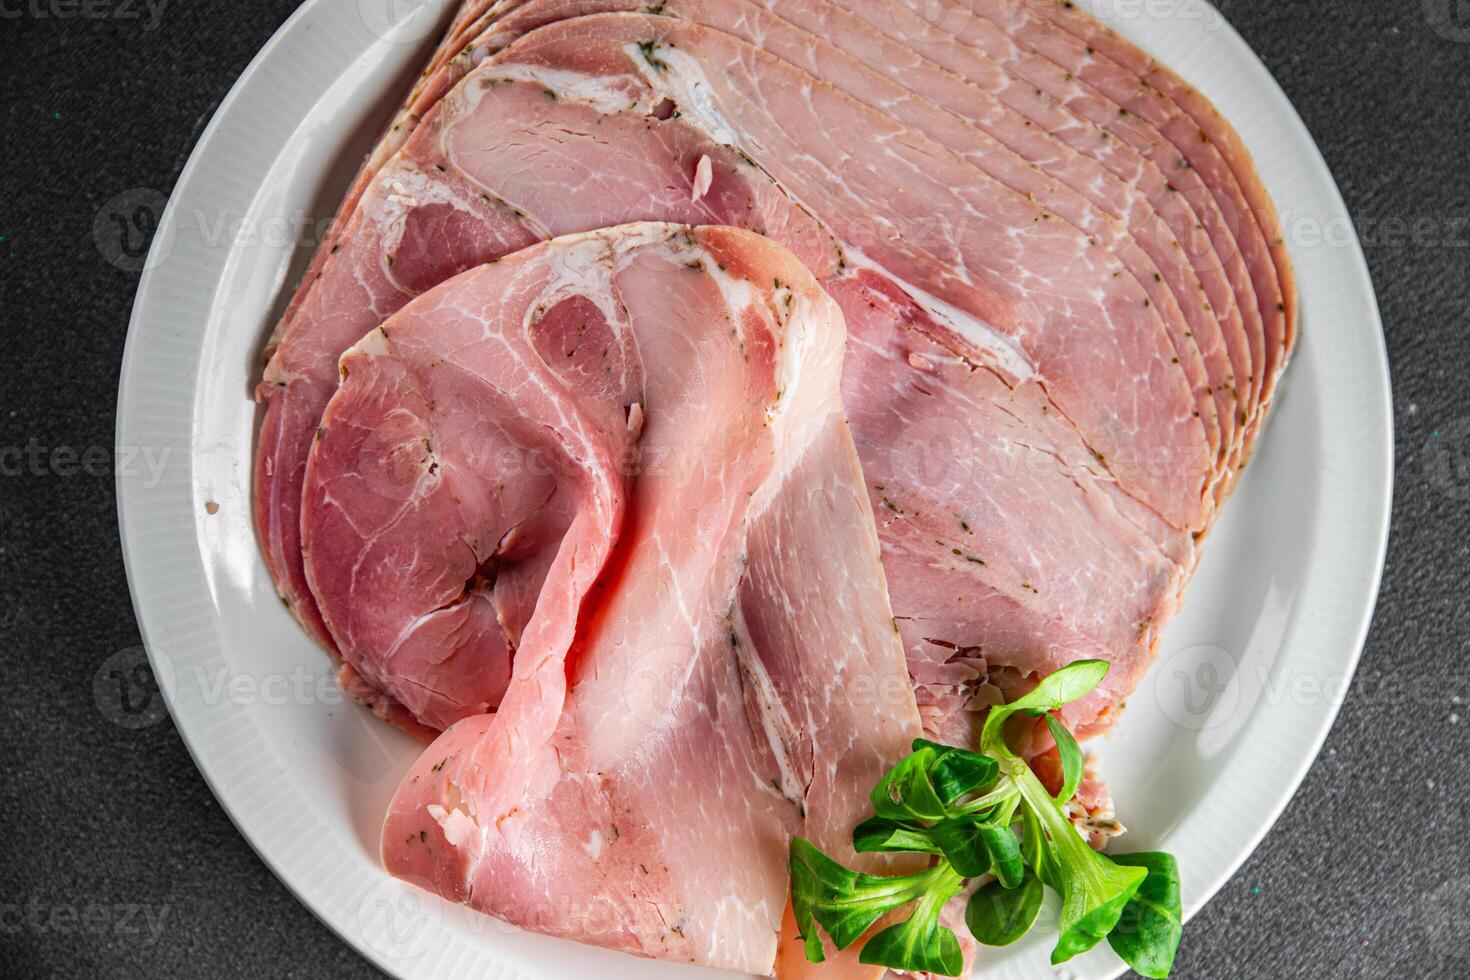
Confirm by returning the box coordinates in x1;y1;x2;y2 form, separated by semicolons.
116;1;1392;977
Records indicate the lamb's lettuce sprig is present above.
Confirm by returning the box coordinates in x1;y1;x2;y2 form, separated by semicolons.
789;660;1184;978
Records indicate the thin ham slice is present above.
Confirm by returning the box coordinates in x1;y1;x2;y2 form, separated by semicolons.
829;270;1188;744
356;223;922;973
863;0;1288;466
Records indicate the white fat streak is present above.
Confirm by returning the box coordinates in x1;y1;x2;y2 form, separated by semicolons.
521;223;672;333
463;64;645;115
346;325;392;360
623;43;1030;383
369;161;481;259
624;43;741;147
691;154;713;203
539;223;765;319
516;223;768;379
427;792;479;849
731;612;806;810
843;248;1034;381
766;284;822;430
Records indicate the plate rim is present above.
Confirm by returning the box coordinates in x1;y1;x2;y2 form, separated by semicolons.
116;1;1394;977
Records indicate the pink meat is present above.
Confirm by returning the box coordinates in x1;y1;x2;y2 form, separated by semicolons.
256;158;541;650
259;0;1293;775
260;6;1260;739
366;224;922;973
256;73;839;667
855;0;1288;463
443;0;1290;480
828;270;1189;744
265;0;515;348
292;0;1291;498
485;14;1213;531
1006;0;1298;457
463;0;1252;490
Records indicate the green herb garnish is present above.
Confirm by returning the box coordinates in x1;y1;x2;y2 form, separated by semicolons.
965;870;1044;946
788;660;1184;977
1107;852;1184;978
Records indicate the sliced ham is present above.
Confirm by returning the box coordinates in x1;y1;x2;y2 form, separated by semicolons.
494;0;1233;457
1007;0;1297;454
283;0;1294;503
342;0;1282;501
263;54;1198;743
362;223;922;973
857;0;1288;470
828;270;1188;744
251;3;1300;968
256;73;840;665
463;14;1218;531
256;0;1307;735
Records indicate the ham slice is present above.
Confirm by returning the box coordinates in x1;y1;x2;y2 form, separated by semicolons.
828;270;1188;744
351;223;922;973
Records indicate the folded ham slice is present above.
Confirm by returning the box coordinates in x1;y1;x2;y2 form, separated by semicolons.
333;223;921;973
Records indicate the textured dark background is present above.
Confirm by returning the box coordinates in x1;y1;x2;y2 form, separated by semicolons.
2;1;1467;977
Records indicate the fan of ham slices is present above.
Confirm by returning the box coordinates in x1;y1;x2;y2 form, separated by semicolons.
252;0;1296;975
310;223;924;974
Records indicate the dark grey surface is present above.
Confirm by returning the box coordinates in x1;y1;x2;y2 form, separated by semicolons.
1;1;1467;977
